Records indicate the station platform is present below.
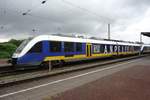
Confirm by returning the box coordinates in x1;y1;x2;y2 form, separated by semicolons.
51;58;150;100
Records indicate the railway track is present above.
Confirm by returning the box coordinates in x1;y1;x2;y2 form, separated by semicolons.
0;55;132;77
0;67;47;77
0;65;13;76
0;57;113;77
0;54;149;86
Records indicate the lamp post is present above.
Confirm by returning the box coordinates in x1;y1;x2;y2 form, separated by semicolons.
139;33;143;56
140;33;142;43
108;24;110;40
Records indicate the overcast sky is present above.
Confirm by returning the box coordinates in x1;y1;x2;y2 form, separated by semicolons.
0;0;150;43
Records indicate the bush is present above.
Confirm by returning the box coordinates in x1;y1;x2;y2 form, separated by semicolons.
0;43;17;58
0;39;24;59
0;51;10;58
8;39;23;47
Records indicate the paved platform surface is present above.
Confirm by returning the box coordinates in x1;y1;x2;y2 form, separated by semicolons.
50;59;150;100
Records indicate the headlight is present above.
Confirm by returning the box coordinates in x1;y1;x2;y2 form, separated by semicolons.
12;53;20;58
11;58;18;65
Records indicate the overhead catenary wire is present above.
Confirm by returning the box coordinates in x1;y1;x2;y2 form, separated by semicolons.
19;0;111;37
1;0;111;23
61;0;108;22
22;0;109;22
3;0;112;33
0;0;50;33
22;0;48;16
21;1;76;22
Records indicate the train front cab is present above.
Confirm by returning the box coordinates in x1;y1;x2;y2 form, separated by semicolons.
12;41;45;67
141;46;150;54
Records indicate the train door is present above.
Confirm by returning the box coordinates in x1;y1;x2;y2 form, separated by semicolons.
86;43;92;57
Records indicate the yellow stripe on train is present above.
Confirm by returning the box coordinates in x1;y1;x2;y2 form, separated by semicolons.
44;54;86;61
44;52;139;61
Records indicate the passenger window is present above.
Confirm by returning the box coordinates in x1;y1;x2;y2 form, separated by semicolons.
100;44;105;53
64;42;74;52
76;43;82;52
28;42;42;53
49;41;61;52
93;44;100;53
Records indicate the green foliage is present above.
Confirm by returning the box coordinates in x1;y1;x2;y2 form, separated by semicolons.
0;43;17;58
0;39;23;59
0;51;10;59
8;39;23;47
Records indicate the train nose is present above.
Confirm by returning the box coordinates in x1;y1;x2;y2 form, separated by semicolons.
12;53;20;58
11;58;18;65
11;53;20;65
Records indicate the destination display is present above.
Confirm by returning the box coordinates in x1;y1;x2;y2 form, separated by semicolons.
93;44;140;54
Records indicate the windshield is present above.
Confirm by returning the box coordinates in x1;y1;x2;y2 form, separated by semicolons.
15;38;33;53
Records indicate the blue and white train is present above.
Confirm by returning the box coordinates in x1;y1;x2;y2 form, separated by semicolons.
11;35;150;67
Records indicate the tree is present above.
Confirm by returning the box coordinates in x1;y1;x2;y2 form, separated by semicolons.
0;43;17;58
8;39;23;47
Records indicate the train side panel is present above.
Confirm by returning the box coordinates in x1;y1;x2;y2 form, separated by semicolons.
44;41;86;61
14;40;142;66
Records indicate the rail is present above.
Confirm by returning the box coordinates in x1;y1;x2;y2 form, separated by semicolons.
0;54;149;86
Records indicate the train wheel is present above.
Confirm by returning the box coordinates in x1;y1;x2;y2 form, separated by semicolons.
41;60;65;70
51;60;64;67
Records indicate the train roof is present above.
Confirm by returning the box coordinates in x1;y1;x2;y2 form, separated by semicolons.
30;35;141;46
142;44;150;47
